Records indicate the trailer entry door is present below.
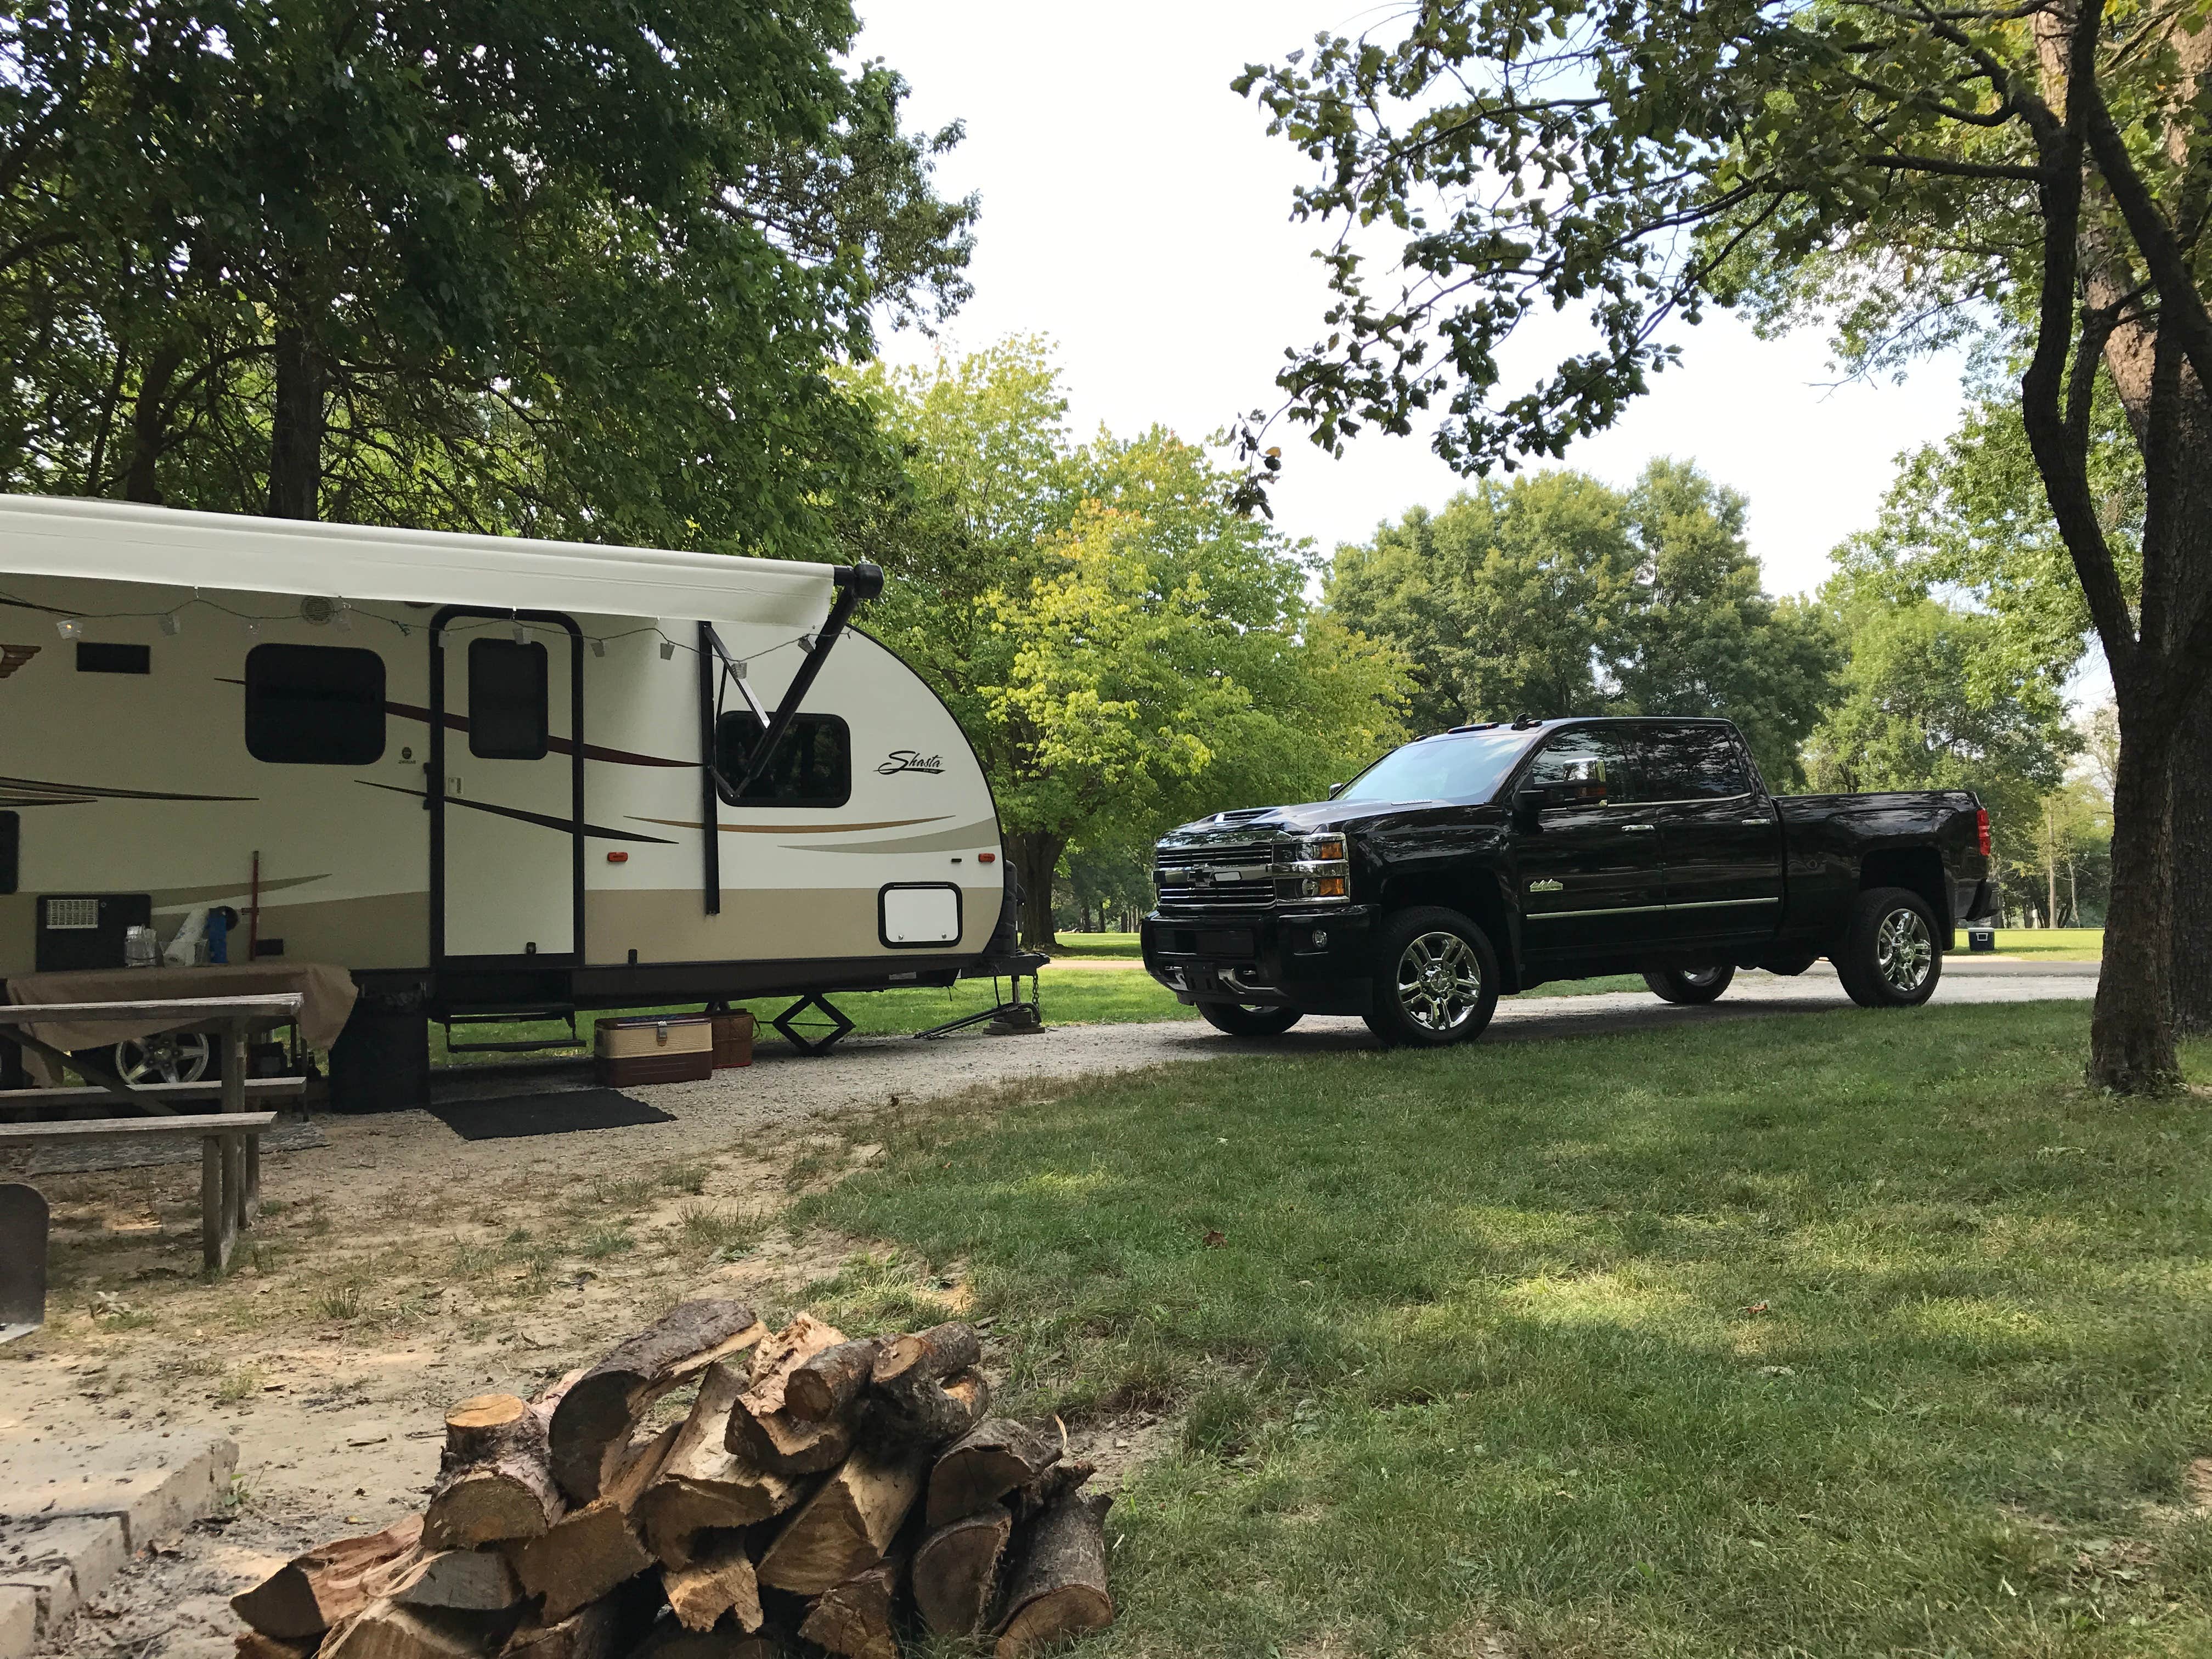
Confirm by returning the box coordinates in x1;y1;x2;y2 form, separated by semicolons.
430;612;584;964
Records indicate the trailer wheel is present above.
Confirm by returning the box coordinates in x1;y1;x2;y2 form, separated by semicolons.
1363;906;1500;1047
1643;964;1735;1005
1832;886;1943;1008
1197;1002;1302;1038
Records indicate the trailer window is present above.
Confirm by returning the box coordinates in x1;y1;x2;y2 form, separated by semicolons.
468;638;550;760
714;713;851;809
244;644;386;765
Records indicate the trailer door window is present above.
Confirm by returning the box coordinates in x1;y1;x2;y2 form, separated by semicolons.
467;638;550;760
244;644;386;764
714;713;851;808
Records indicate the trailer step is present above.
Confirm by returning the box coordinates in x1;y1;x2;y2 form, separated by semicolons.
441;1008;582;1054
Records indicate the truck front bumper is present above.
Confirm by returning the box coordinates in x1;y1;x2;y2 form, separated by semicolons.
1140;906;1375;1015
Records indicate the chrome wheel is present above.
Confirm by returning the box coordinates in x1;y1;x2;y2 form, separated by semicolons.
1680;967;1726;988
1395;931;1485;1033
115;1031;211;1085
1875;907;1933;995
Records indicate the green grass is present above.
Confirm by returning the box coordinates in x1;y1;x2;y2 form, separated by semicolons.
799;1005;2212;1658
1052;931;1147;958
1993;927;2106;962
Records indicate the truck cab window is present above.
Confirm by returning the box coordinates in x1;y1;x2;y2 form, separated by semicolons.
468;637;550;760
1640;724;1751;799
1523;729;1634;804
714;712;851;808
244;643;386;764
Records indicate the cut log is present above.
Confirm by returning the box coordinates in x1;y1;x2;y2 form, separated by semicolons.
995;1491;1114;1658
754;1447;927;1596
662;1534;763;1633
628;1617;780;1659
782;1338;882;1423
236;1634;314;1659
388;1548;523;1613
925;1420;1061;1528
508;1423;679;1624
738;1314;847;1415
549;1299;764;1503
1009;1458;1096;1525
636;1361;809;1565
422;1393;563;1549
912;1504;1012;1636
723;1396;854;1477
321;1601;512;1659
500;1579;657;1659
871;1322;981;1389
232;1515;426;1639
797;1552;905;1659
864;1366;990;1452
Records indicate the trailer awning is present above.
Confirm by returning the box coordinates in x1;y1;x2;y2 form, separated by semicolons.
0;495;839;630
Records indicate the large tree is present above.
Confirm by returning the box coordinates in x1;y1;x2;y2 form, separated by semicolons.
0;0;974;553
1238;0;2212;1091
1328;459;1838;785
844;342;1411;947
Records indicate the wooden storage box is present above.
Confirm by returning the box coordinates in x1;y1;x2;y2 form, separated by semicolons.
710;1010;754;1069
594;1014;713;1087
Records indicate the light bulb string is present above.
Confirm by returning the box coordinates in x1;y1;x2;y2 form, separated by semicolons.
2;589;819;664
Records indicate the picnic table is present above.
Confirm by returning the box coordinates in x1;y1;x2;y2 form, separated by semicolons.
0;994;303;1272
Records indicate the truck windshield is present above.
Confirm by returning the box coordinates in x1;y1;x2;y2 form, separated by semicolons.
1337;729;1539;805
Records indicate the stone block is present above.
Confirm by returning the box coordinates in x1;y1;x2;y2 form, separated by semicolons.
0;1562;72;1638
0;1514;128;1606
0;1585;34;1659
0;1431;235;1548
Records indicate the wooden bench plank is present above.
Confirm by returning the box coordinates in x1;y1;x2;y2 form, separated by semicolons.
0;1112;279;1142
0;1076;305;1106
0;994;304;1026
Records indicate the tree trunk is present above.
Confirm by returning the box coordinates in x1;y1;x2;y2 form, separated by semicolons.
1007;832;1063;952
2091;711;2182;1091
2175;686;2212;1032
267;325;327;520
122;340;185;504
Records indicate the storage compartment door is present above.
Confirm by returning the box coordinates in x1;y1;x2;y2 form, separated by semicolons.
435;623;580;962
880;883;962;948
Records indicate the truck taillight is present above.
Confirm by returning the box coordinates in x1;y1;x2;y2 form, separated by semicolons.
1976;808;1991;857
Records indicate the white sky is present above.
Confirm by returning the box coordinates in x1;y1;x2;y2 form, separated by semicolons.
856;1;1971;599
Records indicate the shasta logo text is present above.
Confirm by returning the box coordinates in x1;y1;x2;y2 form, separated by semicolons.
878;750;944;776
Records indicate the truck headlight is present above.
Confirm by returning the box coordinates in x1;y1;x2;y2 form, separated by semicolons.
1277;836;1350;904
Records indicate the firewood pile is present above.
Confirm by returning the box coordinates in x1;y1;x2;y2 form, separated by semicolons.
230;1300;1114;1659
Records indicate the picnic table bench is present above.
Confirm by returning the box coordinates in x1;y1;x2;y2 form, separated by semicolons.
0;994;303;1274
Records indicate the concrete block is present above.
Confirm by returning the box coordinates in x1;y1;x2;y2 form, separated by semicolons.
0;1585;34;1659
0;1431;235;1548
0;1562;72;1638
0;1514;128;1604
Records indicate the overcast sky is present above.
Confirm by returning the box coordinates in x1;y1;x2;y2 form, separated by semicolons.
855;1;1972;599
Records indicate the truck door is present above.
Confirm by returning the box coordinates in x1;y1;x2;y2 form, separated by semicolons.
1514;726;1672;960
430;612;584;964
1635;722;1782;947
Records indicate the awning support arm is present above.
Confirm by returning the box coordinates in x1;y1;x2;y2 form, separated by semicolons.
703;561;883;809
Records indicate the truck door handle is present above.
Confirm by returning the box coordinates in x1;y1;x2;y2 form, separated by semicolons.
1623;823;1656;833
1741;817;1769;826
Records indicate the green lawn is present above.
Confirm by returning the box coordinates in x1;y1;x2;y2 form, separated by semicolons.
1991;927;2106;962
798;1006;2212;1658
1052;931;1146;958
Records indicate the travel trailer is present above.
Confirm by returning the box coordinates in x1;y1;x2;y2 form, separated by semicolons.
0;496;1014;1103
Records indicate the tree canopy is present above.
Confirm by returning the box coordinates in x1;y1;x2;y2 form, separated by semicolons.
0;0;974;553
1327;459;1838;786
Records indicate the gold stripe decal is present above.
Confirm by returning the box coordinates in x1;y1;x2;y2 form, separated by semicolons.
627;815;949;836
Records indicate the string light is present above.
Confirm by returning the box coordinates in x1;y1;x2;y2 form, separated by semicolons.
159;612;182;636
658;639;676;660
54;618;81;640
589;638;605;658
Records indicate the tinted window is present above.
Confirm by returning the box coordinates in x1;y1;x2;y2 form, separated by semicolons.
77;642;149;674
244;644;385;764
1640;724;1751;799
715;713;851;808
1523;728;1634;804
1336;729;1540;805
0;810;16;894
469;638;549;760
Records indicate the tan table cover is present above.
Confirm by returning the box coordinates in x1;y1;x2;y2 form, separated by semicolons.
2;962;358;1085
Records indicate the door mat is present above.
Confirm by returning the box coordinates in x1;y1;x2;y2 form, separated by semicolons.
430;1088;675;1141
27;1119;330;1176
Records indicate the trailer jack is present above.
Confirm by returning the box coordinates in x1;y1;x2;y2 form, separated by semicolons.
772;993;855;1056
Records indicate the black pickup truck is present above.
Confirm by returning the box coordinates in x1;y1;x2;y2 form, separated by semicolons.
1139;715;1995;1046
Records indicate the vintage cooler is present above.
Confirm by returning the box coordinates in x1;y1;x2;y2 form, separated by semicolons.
594;1014;713;1087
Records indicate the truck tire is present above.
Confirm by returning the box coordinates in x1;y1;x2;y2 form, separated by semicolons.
1832;886;1943;1008
1643;964;1735;1005
1196;1002;1303;1038
1363;906;1501;1047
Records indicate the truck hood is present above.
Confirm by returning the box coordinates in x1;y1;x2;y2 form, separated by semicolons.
1158;798;1452;840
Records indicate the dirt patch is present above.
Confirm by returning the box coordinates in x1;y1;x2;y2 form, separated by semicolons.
2188;1457;2212;1515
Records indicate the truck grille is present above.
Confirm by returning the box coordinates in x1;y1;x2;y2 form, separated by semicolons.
1153;840;1278;909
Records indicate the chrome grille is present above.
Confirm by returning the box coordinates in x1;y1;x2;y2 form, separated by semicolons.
1154;838;1279;909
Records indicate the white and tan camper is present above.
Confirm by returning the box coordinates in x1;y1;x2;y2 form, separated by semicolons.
0;496;1014;1102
